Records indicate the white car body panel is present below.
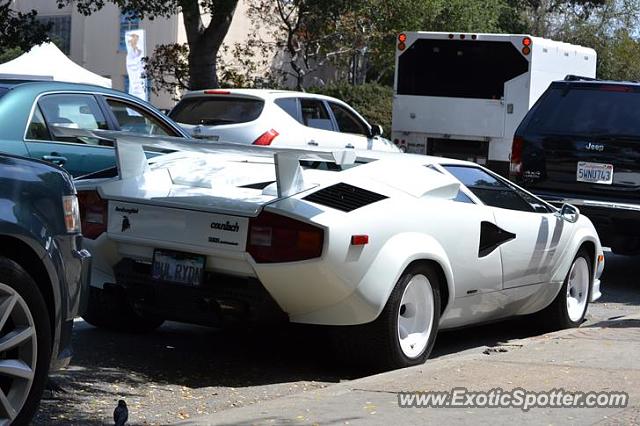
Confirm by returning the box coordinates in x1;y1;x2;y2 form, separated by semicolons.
171;89;401;153
75;133;604;329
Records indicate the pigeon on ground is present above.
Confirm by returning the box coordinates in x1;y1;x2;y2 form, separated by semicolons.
114;399;128;426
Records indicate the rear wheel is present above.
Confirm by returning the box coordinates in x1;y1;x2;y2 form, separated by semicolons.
540;249;592;330
82;286;164;333
335;263;441;372
0;257;52;425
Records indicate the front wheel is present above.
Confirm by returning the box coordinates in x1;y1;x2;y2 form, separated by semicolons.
0;257;52;425
336;263;441;372
540;249;592;330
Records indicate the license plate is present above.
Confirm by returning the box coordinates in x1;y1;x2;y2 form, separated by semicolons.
576;161;613;185
152;249;205;286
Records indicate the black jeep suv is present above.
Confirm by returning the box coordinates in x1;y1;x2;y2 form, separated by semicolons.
0;154;90;423
512;75;640;254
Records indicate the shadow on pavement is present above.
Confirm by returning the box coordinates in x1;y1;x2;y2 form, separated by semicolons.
35;252;639;424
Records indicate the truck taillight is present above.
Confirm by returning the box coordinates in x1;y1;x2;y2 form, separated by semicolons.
510;136;524;179
252;129;279;146
247;211;324;263
77;190;108;239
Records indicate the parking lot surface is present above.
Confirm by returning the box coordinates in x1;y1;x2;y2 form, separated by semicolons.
34;253;640;425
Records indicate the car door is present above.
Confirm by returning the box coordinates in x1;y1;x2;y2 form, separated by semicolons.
326;101;374;150
430;185;504;296
444;164;573;288
24;93;116;177
298;97;341;149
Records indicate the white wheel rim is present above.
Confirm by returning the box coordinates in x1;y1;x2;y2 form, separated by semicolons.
566;257;589;323
397;274;435;359
0;283;37;424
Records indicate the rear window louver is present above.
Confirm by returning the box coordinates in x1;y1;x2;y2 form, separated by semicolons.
303;183;388;212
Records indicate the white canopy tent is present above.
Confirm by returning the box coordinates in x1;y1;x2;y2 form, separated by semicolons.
0;43;112;88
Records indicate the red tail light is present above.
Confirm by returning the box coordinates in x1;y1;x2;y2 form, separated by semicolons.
203;89;230;95
510;136;524;178
598;85;632;93
247;211;324;263
77;190;108;239
252;129;279;146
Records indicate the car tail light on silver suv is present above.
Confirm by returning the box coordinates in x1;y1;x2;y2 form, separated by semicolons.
77;190;108;239
252;129;279;146
247;211;324;263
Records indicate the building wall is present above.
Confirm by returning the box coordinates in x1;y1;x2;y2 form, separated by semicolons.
11;0;270;109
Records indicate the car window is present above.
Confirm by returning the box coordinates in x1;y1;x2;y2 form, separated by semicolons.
169;97;264;125
106;99;173;136
444;165;536;212
274;97;300;122
328;102;369;136
34;94;108;145
26;105;51;140
300;98;334;131
453;190;474;203
523;85;640;136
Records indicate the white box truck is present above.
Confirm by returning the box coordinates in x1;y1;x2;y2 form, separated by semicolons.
391;32;596;176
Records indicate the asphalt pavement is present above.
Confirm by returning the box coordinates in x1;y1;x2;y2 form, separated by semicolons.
33;253;640;425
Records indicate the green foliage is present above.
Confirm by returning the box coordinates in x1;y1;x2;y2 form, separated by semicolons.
60;0;239;90
309;83;393;134
0;1;51;56
0;47;23;64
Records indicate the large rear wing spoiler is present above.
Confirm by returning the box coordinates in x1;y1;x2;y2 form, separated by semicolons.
52;127;357;197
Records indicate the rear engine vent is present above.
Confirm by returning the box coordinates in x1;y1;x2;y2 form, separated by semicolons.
303;183;387;212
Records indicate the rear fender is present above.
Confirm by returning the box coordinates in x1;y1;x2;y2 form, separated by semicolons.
291;232;455;325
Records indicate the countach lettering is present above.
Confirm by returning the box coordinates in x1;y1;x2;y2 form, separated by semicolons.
210;221;240;232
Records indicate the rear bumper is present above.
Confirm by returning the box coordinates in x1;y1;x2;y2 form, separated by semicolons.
112;259;286;326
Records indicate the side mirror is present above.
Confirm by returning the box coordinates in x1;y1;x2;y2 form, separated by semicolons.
556;203;580;223
370;124;383;137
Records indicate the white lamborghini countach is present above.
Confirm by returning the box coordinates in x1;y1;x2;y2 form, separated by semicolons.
74;132;604;371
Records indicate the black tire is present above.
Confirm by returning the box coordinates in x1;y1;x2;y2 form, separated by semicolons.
538;248;592;330
82;286;164;333
334;263;441;372
0;257;52;426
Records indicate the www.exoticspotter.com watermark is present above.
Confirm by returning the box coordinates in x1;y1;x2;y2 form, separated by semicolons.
397;388;629;412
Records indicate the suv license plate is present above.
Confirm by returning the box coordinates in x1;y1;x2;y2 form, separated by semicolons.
576;161;613;185
152;249;205;286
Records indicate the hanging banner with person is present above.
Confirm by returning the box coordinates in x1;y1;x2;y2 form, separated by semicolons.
125;29;147;101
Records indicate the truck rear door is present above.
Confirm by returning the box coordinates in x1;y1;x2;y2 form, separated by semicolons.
394;38;529;139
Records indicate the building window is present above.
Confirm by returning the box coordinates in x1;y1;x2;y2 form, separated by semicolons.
119;11;141;51
37;15;72;54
